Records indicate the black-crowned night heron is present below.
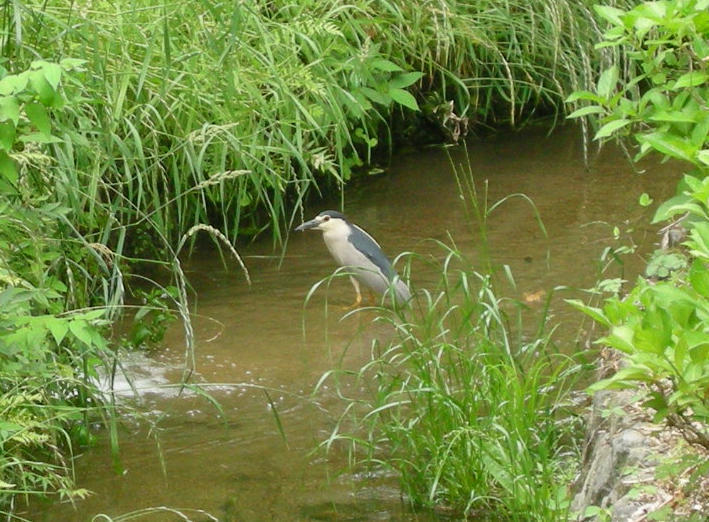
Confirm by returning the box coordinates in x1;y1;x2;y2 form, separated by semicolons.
295;210;411;307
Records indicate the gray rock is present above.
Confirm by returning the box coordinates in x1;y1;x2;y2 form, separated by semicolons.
572;390;657;521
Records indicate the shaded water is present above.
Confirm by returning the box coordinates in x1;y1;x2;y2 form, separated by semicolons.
31;127;679;521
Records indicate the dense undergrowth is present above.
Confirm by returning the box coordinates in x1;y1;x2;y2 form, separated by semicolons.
0;0;648;517
566;1;709;516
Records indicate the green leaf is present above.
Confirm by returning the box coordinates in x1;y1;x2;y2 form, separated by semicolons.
359;86;390;106
672;71;708;89
597;66;619;99
46;317;70;345
388;88;419;111
605;325;635;353
60;58;87;70
0;121;16;152
638;132;697;163
651;193;691;223
0;73;28;96
18;132;63;144
69;319;93;346
648;111;699;123
28;70;56;106
594;118;631;140
638;192;653;207
370;59;402;72
389;71;423;89
41;62;62;90
593;5;626;27
24;102;52;136
566;105;605;119
698;150;709;166
690;259;709;297
565;90;604;104
0;96;20;125
0;150;17;185
565;299;611;327
610;366;653;383
587;375;626;393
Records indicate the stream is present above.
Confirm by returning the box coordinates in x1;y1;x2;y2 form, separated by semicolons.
30;126;680;521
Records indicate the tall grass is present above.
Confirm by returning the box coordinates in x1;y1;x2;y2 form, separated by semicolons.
319;254;583;519
2;0;634;248
317;155;583;518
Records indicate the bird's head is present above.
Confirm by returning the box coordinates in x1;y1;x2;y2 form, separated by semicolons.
295;210;349;233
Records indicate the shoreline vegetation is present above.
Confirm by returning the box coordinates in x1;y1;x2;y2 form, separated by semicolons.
1;0;707;520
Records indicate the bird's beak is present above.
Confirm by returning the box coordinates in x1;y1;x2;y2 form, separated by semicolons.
295;218;319;232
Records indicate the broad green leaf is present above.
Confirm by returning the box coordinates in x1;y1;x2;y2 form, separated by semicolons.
352;91;373;112
389;71;423;89
605;325;635;353
46;317;70;345
18;132;63;144
673;71;708;89
388;88;419;111
587;375;629;393
28;70;56;106
68;319;93;346
594;118;630;140
0;150;17;185
609;366;653;383
638;132;697;163
597;66;619;99
24;103;51;135
566;105;604;119
592;5;625;27
0;96;20;125
692;35;709;60
648;111;698;123
79;309;105;321
41;62;62;90
370;59;402;72
565;90;604;104
0;121;15;152
690;259;709;297
0;73;28;96
60;58;87;70
651;193;691;223
565;299;611;327
698;150;709;166
359;86;390;106
688;222;709;260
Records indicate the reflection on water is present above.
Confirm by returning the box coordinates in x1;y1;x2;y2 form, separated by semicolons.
30;127;680;521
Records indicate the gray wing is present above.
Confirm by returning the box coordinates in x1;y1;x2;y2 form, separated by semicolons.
347;224;396;280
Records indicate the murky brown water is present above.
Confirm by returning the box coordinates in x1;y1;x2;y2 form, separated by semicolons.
30;126;680;521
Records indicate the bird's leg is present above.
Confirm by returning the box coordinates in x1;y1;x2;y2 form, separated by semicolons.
344;276;363;309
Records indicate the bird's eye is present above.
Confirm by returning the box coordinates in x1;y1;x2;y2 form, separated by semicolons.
323;215;330;222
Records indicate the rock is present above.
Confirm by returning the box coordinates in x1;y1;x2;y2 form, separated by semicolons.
571;390;659;521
